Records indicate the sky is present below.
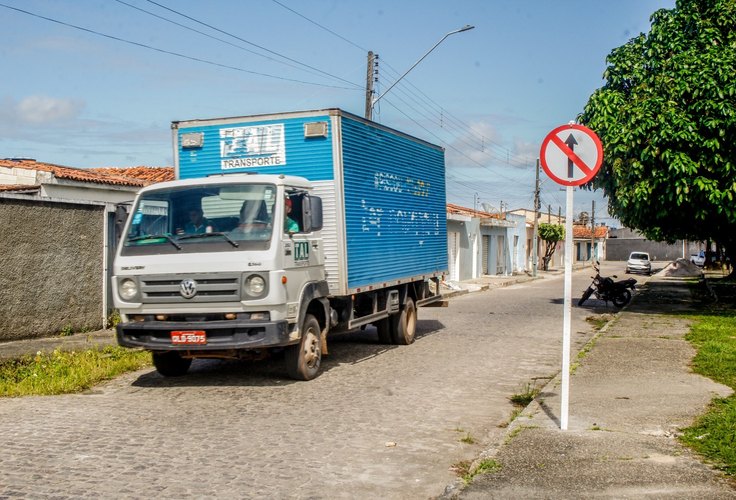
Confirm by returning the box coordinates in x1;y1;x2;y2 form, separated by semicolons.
0;0;676;226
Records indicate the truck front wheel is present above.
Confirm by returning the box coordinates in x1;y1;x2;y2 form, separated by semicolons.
152;351;192;377
286;314;322;381
391;297;417;345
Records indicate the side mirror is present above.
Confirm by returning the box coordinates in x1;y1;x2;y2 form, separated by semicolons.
302;195;323;232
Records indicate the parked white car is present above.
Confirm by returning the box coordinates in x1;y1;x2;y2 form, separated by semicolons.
626;251;652;275
690;251;705;267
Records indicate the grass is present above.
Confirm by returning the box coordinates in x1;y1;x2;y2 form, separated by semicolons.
0;347;151;397
498;408;523;428
460;433;476;445
451;458;502;483
679;310;736;475
509;381;541;407
586;314;614;331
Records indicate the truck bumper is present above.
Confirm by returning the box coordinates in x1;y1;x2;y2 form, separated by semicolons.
116;319;292;351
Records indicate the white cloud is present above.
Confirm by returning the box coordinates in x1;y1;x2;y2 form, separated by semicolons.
15;95;84;125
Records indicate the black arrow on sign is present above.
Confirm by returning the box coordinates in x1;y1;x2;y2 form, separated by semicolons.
564;134;578;178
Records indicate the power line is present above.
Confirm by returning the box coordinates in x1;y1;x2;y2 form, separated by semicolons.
112;0;337;82
0;2;359;90
144;0;361;89
381;95;532;191
270;0;369;53
263;1;531;171
379;62;528;166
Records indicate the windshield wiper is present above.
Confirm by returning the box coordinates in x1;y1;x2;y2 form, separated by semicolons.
177;232;240;248
128;233;182;250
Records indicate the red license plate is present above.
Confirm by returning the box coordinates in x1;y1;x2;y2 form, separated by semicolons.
171;331;207;345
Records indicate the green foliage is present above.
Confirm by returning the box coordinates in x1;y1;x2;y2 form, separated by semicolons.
580;0;736;255
680;310;736;475
0;347;150;397
538;223;564;243
108;309;122;328
538;223;564;270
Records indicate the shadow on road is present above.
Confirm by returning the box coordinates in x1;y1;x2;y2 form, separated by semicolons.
131;318;446;388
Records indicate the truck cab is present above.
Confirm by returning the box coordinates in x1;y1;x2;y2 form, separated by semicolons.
113;174;327;379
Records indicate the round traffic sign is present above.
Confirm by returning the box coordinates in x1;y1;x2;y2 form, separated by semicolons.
540;124;603;186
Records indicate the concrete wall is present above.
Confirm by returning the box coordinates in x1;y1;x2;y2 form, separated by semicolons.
606;228;699;261
0;197;105;341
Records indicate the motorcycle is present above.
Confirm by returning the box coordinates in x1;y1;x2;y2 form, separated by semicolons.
578;262;637;308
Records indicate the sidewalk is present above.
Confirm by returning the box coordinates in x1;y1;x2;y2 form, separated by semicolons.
0;329;117;362
449;274;736;499
442;264;584;298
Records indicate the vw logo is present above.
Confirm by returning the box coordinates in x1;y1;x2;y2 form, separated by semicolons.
179;279;198;299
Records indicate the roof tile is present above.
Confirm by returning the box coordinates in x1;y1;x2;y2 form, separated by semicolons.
0;159;147;187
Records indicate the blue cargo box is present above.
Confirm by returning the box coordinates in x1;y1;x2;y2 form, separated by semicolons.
172;108;448;296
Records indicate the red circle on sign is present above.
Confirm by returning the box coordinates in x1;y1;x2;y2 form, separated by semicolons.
539;124;603;187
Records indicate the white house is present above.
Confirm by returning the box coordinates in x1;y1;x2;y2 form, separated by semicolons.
446;204;527;282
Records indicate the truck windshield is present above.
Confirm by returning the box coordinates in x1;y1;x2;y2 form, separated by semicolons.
121;183;276;255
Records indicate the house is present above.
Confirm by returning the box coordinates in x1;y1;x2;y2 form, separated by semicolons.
508;208;566;271
572;224;609;262
446;204;526;281
0;159;172;341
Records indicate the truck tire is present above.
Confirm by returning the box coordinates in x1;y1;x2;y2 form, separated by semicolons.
152;351;192;377
391;297;416;345
286;314;322;381
375;318;393;344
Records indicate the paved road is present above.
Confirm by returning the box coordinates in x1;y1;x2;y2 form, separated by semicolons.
0;264;642;499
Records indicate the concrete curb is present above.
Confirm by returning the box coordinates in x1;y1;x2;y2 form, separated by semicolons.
438;303;622;499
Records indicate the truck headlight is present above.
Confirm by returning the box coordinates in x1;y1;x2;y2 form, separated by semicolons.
119;278;139;301
243;274;267;299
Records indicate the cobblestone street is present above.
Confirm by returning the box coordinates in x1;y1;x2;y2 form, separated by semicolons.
0;269;605;499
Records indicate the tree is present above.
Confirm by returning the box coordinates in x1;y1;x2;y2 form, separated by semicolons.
579;0;736;269
538;223;564;271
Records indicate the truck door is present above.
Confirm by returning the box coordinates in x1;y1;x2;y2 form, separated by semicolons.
281;193;324;310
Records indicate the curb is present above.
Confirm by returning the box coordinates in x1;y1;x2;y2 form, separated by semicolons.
439;286;623;499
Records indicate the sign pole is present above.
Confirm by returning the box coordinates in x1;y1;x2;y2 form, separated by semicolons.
539;123;603;431
560;185;574;430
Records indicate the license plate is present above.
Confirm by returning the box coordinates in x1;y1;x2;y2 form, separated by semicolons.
171;331;207;345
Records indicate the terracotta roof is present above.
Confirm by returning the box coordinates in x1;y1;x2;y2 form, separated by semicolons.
0;158;147;187
573;225;609;239
447;203;503;219
90;166;174;184
0;184;41;193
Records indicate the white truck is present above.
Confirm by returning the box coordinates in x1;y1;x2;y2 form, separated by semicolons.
112;109;448;380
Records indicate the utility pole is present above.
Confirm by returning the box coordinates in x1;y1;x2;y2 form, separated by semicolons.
532;159;540;277
548;204;551;223
364;51;377;120
590;200;595;261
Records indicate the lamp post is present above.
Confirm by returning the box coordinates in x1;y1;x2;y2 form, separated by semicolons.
366;24;474;120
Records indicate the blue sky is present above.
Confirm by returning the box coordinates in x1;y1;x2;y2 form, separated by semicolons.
0;0;675;224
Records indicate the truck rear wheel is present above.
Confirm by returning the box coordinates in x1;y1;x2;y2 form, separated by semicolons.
286;314;322;381
152;351;192;377
391;297;416;345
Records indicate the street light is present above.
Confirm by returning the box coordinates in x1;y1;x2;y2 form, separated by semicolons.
368;24;474;119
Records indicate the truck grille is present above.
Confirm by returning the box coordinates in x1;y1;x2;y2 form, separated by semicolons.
140;274;241;303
